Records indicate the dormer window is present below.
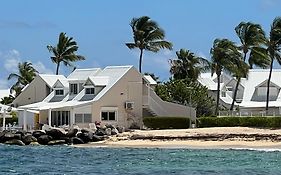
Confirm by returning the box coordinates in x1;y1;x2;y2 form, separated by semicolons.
70;84;78;95
85;87;95;95
55;89;64;96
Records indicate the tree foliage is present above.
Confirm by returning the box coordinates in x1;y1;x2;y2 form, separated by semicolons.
126;16;172;73
47;32;85;75
7;62;38;97
169;49;209;82
155;78;215;117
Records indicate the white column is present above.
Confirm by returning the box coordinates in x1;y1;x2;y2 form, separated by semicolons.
70;107;74;127
2;109;6;131
23;109;27;131
48;108;52;126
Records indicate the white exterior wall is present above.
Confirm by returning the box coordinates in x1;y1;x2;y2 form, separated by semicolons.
13;76;50;107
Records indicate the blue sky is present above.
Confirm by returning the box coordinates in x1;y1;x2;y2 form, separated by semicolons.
0;0;280;88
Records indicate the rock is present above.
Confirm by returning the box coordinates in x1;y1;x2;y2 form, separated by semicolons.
111;128;119;135
5;139;25;146
15;131;26;137
32;130;46;139
0;131;8;143
105;128;112;136
48;140;66;145
71;137;84;144
105;124;115;129
37;135;53;145
66;128;78;138
92;135;104;142
14;133;22;140
116;126;125;133
3;132;15;142
95;128;106;136
77;132;92;143
22;135;37;145
46;128;66;140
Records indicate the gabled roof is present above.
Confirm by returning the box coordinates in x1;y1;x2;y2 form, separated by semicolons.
87;76;109;86
52;79;69;88
39;74;67;87
20;65;135;110
143;75;157;85
67;68;101;81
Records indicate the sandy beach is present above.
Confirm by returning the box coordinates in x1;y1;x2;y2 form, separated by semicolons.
73;127;281;149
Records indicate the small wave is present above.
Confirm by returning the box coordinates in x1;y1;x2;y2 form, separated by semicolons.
226;147;281;152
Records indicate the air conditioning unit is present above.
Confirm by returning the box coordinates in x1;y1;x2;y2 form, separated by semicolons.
125;101;134;110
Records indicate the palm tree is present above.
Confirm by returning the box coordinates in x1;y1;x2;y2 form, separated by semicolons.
210;39;242;115
169;49;209;82
230;22;269;111
8;62;38;97
0;95;15;105
266;17;281;114
47;32;85;75
126;16;173;73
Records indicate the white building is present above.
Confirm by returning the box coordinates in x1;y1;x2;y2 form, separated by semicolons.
15;65;196;130
198;69;281;116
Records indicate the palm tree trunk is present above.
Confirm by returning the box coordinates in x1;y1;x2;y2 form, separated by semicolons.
139;49;144;73
230;77;241;111
215;72;221;116
56;63;60;75
266;58;274;115
230;52;246;111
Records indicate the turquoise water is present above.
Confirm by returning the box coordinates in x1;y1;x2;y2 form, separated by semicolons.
1;145;281;174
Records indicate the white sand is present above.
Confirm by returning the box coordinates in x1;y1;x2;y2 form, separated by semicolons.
73;127;281;149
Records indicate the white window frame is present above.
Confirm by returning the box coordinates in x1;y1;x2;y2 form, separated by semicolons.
70;83;78;95
74;113;92;123
54;89;64;96
85;87;95;95
221;91;226;97
100;107;118;121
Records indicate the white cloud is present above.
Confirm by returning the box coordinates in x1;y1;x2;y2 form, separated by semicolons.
197;51;209;59
3;49;21;72
33;61;53;74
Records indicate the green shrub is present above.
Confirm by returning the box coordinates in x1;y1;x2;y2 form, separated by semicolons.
143;117;190;129
198;117;281;128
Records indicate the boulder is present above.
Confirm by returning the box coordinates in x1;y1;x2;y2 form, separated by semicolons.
105;128;112;136
0;131;8;143
37;135;53;145
46;128;66;140
77;132;92;143
71;137;84;144
111;128;119;135
116;126;125;133
3;132;15;142
48;140;66;145
95;128;106;136
32;130;46;139
22;135;37;145
66;128;78;138
105;124;115;129
92;135;104;142
14;133;22;140
5;139;25;146
15;131;26;137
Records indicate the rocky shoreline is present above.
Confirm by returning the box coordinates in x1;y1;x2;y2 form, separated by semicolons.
0;124;124;146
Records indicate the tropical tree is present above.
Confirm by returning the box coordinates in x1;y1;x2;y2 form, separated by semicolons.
266;17;281;114
8;62;38;97
0;95;15;105
47;32;85;75
126;16;173;73
155;78;215;117
169;49;209;82
230;22;269;111
210;39;242;115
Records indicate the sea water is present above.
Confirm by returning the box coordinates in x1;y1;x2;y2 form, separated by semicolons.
1;145;281;175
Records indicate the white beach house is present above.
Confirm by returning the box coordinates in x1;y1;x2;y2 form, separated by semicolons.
14;65;196;130
198;69;281;116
